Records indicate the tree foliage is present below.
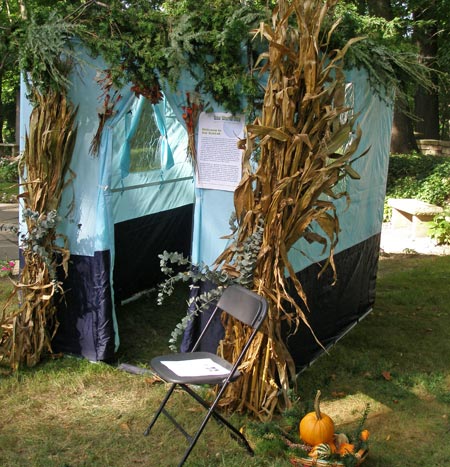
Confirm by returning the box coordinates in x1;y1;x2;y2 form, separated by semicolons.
341;0;450;140
69;0;268;113
2;0;448;132
0;0;22;143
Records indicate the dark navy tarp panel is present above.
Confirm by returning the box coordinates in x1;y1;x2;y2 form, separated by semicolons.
53;250;115;362
181;233;380;370
285;233;380;370
113;204;194;302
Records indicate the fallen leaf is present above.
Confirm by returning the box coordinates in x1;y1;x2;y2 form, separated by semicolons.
120;422;131;432
187;407;203;413
382;371;392;381
144;376;162;385
49;352;64;360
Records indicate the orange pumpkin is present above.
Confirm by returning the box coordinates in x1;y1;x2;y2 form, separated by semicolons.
299;390;335;445
360;429;370;441
338;443;355;456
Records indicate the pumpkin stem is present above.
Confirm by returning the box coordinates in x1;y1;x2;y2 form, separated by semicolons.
314;390;323;420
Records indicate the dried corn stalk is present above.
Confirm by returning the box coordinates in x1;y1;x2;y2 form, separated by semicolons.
0;89;77;370
214;0;366;418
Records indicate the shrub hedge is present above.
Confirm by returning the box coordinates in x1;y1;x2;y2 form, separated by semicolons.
386;153;450;207
384;152;450;243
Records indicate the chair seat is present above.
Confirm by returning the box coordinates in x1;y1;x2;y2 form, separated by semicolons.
151;351;240;385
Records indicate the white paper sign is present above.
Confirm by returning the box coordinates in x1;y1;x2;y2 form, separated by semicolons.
160;358;230;377
196;112;245;191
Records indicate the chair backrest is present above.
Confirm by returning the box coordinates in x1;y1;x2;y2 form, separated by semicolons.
216;284;268;331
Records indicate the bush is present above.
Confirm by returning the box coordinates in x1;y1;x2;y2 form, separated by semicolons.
416;161;450;206
0;157;19;183
385;153;450;221
429;209;450;245
387;152;438;182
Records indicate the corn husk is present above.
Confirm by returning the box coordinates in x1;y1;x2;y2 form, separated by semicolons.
0;89;77;370
214;0;366;418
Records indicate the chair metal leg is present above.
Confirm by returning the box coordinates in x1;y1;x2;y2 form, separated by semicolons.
144;383;254;467
143;383;177;436
182;385;254;455
177;406;215;467
177;390;255;467
161;407;193;442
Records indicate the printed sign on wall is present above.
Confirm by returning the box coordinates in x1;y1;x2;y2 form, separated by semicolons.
196;112;245;191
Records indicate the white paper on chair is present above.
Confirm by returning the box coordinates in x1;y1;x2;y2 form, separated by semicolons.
160;358;230;377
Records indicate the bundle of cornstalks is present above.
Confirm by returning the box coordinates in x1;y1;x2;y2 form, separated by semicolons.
0;89;77;370
214;0;366;418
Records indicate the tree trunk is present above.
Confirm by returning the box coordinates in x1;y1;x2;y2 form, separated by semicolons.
367;0;419;153
368;0;393;19
414;4;440;139
390;98;418;154
415;85;439;140
19;0;27;19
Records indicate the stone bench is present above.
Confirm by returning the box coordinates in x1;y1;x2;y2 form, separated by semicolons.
388;198;443;237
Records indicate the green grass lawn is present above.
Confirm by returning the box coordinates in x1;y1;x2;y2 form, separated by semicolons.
1;254;449;467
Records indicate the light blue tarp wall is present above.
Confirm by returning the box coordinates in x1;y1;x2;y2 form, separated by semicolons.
20;47;195;360
59;49;194;354
22;62;392;274
169;68;393;271
19;43;392;362
58;50;194;255
110;96;194;224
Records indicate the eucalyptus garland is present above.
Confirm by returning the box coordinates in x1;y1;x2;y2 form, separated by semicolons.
158;216;264;351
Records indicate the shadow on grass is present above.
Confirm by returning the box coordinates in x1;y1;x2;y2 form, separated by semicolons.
114;283;191;365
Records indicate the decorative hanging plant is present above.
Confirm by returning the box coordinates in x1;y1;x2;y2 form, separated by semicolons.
181;92;204;164
89;70;122;156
